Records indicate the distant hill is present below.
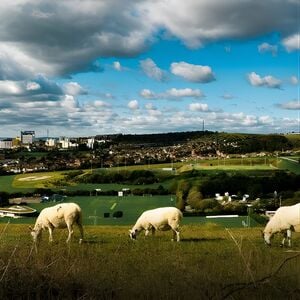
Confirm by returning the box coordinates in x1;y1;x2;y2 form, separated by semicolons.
95;131;295;153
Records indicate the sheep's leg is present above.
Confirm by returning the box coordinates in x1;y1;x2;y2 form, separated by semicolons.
48;227;54;243
287;229;292;247
281;230;292;247
151;227;155;236
77;223;84;244
66;223;74;243
145;225;153;237
171;229;180;242
280;231;287;247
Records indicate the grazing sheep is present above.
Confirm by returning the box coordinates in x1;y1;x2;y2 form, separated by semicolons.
30;203;84;244
263;203;300;247
129;207;183;242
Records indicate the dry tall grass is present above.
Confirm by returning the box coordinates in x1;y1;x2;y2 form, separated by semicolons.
0;223;300;299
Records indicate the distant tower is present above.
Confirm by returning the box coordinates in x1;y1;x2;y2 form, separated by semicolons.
202;120;205;132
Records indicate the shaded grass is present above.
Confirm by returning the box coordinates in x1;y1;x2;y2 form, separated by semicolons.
0;224;300;299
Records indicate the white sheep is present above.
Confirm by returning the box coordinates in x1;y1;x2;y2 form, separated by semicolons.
129;207;183;242
263;203;300;247
30;203;84;244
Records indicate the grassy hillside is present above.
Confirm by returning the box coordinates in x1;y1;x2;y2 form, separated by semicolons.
0;157;280;193
0;223;300;299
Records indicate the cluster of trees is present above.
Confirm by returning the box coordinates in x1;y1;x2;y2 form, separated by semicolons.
76;170;158;185
174;170;300;214
215;133;292;154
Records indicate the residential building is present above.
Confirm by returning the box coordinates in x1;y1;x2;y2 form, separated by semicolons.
21;131;35;144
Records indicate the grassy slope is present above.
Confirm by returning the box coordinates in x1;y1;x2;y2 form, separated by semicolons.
0;157;278;193
279;157;300;175
0;223;300;299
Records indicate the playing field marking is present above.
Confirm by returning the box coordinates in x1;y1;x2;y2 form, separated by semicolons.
110;202;117;210
17;175;52;181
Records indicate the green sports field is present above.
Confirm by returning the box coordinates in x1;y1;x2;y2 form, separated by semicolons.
0;195;258;228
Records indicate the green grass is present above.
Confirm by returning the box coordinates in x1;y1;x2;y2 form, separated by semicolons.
0;196;259;228
0;157;279;194
279;157;300;174
1;223;300;299
12;171;66;189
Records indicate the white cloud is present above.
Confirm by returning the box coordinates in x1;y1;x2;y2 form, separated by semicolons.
140;58;166;81
26;81;40;91
128;99;139;110
282;33;300;52
171;62;215;83
258;115;273;125
140;87;204;100
258;42;277;56
247;72;281;89
60;95;79;111
141;0;298;48
113;61;122;71
189;103;209;112
221;93;234;100
0;1;298;82
145;103;156;110
279;100;300;110
166;88;204;98
0;80;23;95
290;76;299;85
140;89;155;99
63;82;87;96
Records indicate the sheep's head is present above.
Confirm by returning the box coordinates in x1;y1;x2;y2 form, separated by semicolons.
263;231;272;246
129;229;137;240
29;226;40;243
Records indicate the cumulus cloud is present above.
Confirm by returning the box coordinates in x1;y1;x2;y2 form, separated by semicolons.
26;81;41;91
63;82;87;96
0;1;152;80
278;100;300;110
290;76;299;85
113;61;122;71
247;72;281;89
166;88;204;98
140;87;204;100
282;34;300;52
140;58;167;81
258;42;277;56
141;0;298;48
171;62;215;83
140;89;156;99
145;103;156;110
221;93;234;100
128;99;139;110
0;80;24;96
189;103;209;112
0;0;297;82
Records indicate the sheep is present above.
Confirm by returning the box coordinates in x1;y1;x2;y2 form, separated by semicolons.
29;203;84;244
129;207;183;242
263;203;300;247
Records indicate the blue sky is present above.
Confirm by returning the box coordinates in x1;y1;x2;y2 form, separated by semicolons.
0;0;299;137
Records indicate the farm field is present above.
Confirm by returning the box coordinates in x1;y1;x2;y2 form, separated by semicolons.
0;223;300;299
